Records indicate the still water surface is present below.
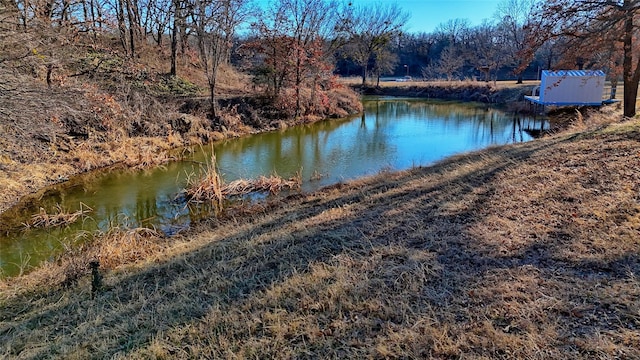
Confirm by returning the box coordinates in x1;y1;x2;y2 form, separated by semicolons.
0;98;545;276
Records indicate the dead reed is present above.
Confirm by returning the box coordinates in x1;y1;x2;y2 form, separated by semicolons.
223;173;301;196
27;203;93;228
184;152;224;208
186;153;301;205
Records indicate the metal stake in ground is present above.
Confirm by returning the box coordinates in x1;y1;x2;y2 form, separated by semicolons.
90;260;103;299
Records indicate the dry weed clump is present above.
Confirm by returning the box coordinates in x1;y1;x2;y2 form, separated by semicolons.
546;103;623;133
224;173;302;196
0;161;77;215
65;136;175;172
27;203;93;228
326;86;364;118
90;226;165;270
185;154;224;207
268;85;362;121
186;153;301;206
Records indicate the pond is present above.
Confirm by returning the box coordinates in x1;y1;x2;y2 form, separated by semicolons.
0;98;546;277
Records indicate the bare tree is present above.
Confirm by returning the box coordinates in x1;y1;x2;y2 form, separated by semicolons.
170;0;186;76
140;0;172;47
338;2;408;85
249;6;291;99
282;0;337;117
466;21;506;83
249;0;339;117
124;0;142;56
102;0;144;56
436;45;463;81
0;0;30;63
397;32;435;78
372;47;398;86
191;0;251;120
435;18;471;46
495;0;536;83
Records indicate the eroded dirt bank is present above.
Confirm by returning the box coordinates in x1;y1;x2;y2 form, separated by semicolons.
0;67;362;215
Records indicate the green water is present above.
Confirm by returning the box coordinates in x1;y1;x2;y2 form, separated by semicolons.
0;98;545;276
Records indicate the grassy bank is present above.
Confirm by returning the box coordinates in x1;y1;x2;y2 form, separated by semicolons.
0;57;362;214
1;107;639;358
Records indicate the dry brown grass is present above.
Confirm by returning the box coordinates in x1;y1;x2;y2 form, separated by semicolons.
224;173;302;196
0;160;74;214
1;107;639;359
0;225;167;293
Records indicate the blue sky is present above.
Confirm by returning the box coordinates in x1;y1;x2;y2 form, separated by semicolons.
255;0;502;34
351;0;502;33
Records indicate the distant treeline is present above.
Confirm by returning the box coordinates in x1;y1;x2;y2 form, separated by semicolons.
3;0;636;115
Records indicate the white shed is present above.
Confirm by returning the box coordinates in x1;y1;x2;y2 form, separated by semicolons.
525;70;607;106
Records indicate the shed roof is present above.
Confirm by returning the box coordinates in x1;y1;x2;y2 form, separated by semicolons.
543;70;605;77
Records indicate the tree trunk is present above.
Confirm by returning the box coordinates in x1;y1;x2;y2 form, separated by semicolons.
60;0;70;25
42;0;53;20
310;76;318;115
125;0;136;57
46;64;53;87
156;25;162;47
131;0;142;39
170;3;178;76
117;0;128;55
610;78;618;99
89;0;97;39
82;0;89;29
179;22;188;59
295;44;302;119
623;78;637;117
622;5;637;118
17;0;28;29
96;3;102;29
209;81;217;121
